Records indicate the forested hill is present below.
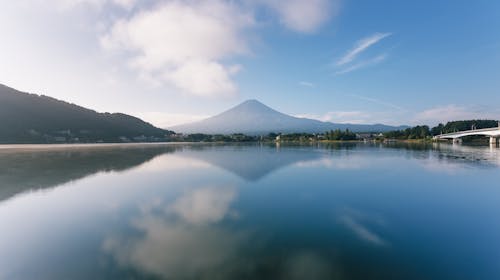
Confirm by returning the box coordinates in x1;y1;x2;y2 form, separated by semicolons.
0;84;172;143
431;120;499;135
383;120;499;140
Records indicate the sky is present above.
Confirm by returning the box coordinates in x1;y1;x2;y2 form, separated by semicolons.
1;0;499;128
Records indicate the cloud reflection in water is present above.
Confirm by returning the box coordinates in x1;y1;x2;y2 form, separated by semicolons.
103;185;249;279
337;207;389;247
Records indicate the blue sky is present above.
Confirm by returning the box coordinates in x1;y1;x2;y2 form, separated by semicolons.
1;0;499;127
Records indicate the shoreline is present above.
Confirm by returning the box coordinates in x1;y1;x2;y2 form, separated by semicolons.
0;138;489;150
0;142;202;150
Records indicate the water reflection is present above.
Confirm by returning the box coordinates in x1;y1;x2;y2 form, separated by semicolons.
103;185;248;280
0;143;499;279
102;182;345;279
180;144;324;181
284;143;500;176
337;207;388;246
0;144;177;202
1;143;497;203
384;142;500;165
168;186;238;225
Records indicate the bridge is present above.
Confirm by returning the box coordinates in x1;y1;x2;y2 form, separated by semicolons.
433;124;500;145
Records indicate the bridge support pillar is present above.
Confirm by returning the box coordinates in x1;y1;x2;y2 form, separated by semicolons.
490;137;498;146
452;138;462;144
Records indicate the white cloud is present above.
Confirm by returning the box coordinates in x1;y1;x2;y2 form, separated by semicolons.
52;0;136;11
112;0;137;10
298;81;315;88
100;0;339;96
263;0;337;33
134;112;209;128
295;103;413;126
295;111;369;123
295;110;410;126
165;59;238;97
52;0;106;10
101;0;254;97
414;105;467;124
337;32;391;66
413;104;500;126
335;54;387;75
1;0;342;107
349;94;405;111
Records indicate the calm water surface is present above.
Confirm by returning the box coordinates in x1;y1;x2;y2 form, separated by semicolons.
0;143;499;279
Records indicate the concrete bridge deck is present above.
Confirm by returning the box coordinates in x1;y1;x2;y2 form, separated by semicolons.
434;125;500;145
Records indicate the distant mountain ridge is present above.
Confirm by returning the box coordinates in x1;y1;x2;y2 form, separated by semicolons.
0;84;172;143
171;99;408;134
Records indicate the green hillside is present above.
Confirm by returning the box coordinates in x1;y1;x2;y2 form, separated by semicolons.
0;84;173;143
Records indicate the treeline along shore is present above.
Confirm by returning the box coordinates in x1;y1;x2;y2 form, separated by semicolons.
168;120;500;143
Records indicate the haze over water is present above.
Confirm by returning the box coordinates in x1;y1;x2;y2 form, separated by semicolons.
0;143;499;279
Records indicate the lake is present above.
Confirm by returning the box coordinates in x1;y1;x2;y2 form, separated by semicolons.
0;143;499;280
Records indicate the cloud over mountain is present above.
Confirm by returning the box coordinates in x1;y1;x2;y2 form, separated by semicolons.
101;0;253;97
99;0;338;97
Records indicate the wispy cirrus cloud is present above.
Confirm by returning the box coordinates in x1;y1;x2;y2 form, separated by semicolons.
413;104;500;126
349;95;404;111
336;32;392;66
298;81;315;88
349;94;405;111
295;111;370;124
300;103;500;127
333;32;392;75
335;54;387;75
134;112;210;128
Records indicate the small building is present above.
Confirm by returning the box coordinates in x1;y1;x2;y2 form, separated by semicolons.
54;136;66;142
133;135;147;142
